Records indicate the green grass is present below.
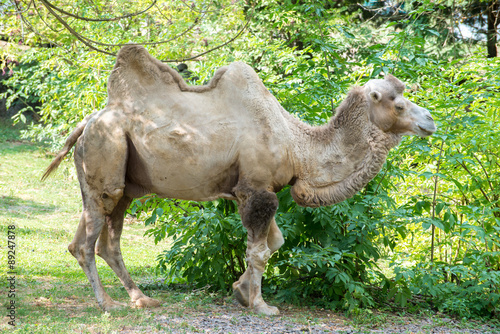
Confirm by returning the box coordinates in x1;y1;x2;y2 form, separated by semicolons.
0;118;498;333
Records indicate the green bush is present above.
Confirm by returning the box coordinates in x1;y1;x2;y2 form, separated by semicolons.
395;256;500;318
129;197;247;290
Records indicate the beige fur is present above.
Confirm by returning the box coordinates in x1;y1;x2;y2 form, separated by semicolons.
44;45;436;315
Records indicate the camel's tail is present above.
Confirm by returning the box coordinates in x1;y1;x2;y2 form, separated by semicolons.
41;112;96;181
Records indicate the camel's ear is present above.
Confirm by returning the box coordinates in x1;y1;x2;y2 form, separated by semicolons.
369;90;382;103
385;74;405;94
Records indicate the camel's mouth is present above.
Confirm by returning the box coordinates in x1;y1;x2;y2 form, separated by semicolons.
417;124;436;137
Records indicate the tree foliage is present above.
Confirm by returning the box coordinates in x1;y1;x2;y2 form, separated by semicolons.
1;0;499;318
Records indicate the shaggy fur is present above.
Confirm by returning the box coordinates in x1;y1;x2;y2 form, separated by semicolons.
290;87;402;207
239;190;279;232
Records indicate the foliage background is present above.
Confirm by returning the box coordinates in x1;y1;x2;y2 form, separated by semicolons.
1;0;499;319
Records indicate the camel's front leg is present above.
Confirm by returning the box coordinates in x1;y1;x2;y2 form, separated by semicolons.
233;218;283;310
233;187;280;315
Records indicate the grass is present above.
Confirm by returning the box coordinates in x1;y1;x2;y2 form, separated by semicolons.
0;119;164;332
0;118;498;333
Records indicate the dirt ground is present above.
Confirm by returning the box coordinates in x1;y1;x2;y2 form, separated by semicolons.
120;299;498;334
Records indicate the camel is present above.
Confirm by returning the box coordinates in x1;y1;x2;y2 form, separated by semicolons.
43;45;436;315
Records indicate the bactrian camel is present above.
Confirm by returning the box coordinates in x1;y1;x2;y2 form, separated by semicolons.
43;45;436;315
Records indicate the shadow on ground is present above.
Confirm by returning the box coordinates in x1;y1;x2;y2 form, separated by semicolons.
0;195;58;218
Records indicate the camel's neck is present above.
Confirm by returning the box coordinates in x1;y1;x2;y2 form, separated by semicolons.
286;87;401;207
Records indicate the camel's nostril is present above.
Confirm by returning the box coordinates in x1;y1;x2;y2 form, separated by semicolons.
426;115;434;121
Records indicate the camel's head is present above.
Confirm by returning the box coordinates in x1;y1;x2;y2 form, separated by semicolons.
364;75;436;137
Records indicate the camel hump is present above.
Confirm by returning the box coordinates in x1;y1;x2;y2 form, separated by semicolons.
107;45;230;104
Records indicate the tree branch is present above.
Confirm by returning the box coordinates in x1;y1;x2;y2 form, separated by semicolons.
160;19;249;63
40;0;117;56
457;161;492;203
37;0;248;62
41;0;158;22
13;0;63;47
469;150;495;192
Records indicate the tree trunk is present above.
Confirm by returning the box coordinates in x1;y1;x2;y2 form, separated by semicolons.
487;1;499;58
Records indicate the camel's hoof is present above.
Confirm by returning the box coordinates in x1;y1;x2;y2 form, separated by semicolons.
102;300;128;312
254;304;280;316
233;281;249;307
134;296;160;308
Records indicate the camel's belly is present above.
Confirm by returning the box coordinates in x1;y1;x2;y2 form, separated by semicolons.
148;157;240;201
126;118;242;201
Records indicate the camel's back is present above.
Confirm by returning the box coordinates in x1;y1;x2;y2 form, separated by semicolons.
107;45;288;136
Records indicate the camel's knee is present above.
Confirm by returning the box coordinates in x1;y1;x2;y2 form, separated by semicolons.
68;239;90;261
95;248;120;266
248;243;271;272
239;189;278;235
68;221;101;266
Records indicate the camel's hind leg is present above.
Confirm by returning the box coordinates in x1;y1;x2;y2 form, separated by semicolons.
69;209;127;311
232;184;280;315
69;143;128;311
95;195;160;308
68;113;147;311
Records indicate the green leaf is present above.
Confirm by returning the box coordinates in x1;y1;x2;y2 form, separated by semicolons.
435;202;445;216
431;218;445;231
